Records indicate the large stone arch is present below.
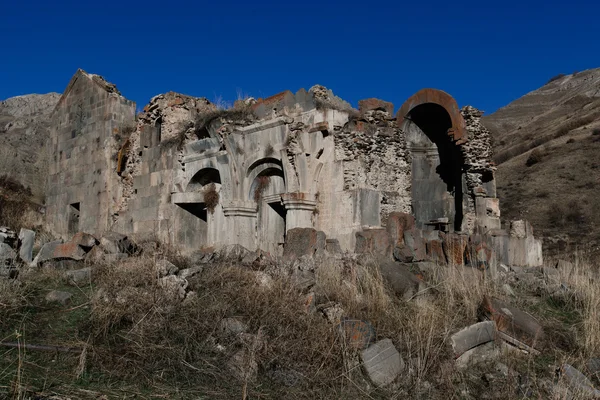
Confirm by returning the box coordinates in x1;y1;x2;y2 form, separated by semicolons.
397;89;467;232
396;88;467;144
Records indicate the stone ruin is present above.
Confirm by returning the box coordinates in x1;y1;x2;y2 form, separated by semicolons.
44;69;543;268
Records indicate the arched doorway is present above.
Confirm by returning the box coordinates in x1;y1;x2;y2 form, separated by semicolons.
174;167;225;249
398;90;466;232
247;158;286;255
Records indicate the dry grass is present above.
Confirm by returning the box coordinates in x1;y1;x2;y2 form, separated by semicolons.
204;183;219;214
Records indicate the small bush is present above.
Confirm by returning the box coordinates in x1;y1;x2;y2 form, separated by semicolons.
566;138;576;144
547;203;564;227
547;73;566;84
592;128;600;136
204;183;219;214
565;200;586;224
525;148;543;167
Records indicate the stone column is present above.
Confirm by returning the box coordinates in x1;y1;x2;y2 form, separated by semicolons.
222;201;257;250
282;192;317;231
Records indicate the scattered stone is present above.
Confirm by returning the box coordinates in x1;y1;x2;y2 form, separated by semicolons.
361;339;404;387
480;296;544;350
339;318;376;350
70;232;98;249
158;275;188;300
386;212;415;246
542;266;560;284
560;364;600;398
177;265;203;280
220;318;248;335
45;290;73;305
303;292;316;314
0;243;17;264
284;228;326;260
65;267;91;285
318;302;344;324
100;232;134;254
455;341;501;370
32;233;96;266
378;260;426;300
156;259;178;277
450;321;496;357
218;244;252;261
227;349;258;382
0;227;17;246
253;271;274;290
18;228;35;263
502;283;516;297
402;228;427;262
355;229;391;258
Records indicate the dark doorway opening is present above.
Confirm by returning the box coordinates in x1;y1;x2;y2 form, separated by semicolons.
68;202;80;234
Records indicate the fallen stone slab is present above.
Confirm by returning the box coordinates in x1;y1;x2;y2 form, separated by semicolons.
479;296;544;350
355;229;390;258
361;338;404;387
561;364;600;398
70;232;98;249
156;259;178;277
32;234;97;266
451;321;496;358
65;267;91;285
100;232;135;254
339;318;376;350
45;290;73;305
178;265;203;280
0;243;17;263
18;228;35;263
378;260;427;300
455;341;501;370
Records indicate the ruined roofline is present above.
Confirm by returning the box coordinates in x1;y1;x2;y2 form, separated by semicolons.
51;69;128;117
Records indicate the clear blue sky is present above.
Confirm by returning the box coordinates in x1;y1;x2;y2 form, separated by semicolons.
1;0;599;115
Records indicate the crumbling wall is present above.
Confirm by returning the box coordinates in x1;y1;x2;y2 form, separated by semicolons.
335;100;412;225
461;106;496;199
46;70;135;238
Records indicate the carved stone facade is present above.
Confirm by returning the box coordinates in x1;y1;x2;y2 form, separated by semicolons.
46;70;543;267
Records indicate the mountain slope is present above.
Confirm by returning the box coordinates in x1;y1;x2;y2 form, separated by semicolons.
482;68;600;256
0;93;60;201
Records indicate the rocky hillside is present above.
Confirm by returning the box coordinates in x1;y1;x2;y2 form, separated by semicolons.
482;68;600;256
0;93;61;201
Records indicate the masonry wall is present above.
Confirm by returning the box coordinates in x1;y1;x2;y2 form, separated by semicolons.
46;72;135;239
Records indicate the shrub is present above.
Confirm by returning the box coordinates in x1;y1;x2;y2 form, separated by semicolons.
204;183;219;214
546;73;566;84
565;200;586;224
592;128;600;136
566;138;576;144
547;203;564;227
525;148;543;167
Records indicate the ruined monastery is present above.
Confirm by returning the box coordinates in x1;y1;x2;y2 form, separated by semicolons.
45;69;543;267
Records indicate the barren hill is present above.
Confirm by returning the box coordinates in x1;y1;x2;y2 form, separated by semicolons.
0;93;60;201
482;68;600;256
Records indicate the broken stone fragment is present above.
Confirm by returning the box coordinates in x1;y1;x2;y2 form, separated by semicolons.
479;296;544;350
220;318;248;335
450;321;496;358
284;228;327;261
155;259;178;277
18;228;35;263
339;318;376;350
65;267;91;286
318;302;344;324
177;265;203;280
158;275;188;300
0;243;17;264
361;339;404;387
560;364;600;398
45;290;73;305
358;98;394;115
355;229;391;258
455;341;501;370
100;232;135;254
378;260;426;300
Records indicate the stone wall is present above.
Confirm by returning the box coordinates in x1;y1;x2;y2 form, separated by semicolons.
45;71;543;266
46;70;135;239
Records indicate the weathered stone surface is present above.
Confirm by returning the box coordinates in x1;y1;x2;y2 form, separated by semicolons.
378;260;425;300
355;229;391;257
443;233;469;266
358;98;394;115
403;228;426;262
0;243;17;263
318;302;344;324
70;232;98;249
560;364;600;398
177;266;203;280
386;212;415;247
156;259;178;277
361;339;404;387
455;341;501;370
228;349;258;382
587;358;600;383
31;240;62;266
18;228;35;263
339;318;376;350
158;275;188;299
45;290;72;305
451;321;496;357
325;239;342;254
0;227;17;246
65;267;91;285
284;228;326;260
221;318;248;335
426;239;446;264
480;296;544;349
100;232;134;254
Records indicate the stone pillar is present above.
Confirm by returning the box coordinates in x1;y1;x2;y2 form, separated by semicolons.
222;201;257;250
282;193;317;231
